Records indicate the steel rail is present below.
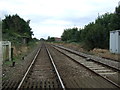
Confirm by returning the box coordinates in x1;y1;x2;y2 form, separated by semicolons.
16;46;42;90
52;45;120;89
53;45;120;71
45;45;66;90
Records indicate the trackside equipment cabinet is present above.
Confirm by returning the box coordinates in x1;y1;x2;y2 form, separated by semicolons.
110;30;120;54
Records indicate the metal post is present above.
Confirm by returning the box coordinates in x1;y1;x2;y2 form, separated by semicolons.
11;48;15;67
11;48;13;61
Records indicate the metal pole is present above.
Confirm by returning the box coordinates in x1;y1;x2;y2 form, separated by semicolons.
11;48;13;61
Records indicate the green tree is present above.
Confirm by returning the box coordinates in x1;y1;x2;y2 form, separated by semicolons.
47;36;55;42
61;5;120;50
2;14;33;44
61;27;78;42
114;5;120;30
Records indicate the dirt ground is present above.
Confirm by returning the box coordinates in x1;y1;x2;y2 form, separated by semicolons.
48;45;118;88
54;42;120;61
2;42;120;83
2;42;40;82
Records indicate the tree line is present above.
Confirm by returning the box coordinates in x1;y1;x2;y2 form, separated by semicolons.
61;5;120;50
47;36;55;42
2;14;35;44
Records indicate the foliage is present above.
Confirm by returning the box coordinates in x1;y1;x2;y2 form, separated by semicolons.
2;14;33;44
61;27;78;42
47;36;55;42
61;5;120;50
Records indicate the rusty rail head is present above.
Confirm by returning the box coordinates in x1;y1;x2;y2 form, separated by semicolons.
16;46;42;90
52;45;120;89
45;45;66;90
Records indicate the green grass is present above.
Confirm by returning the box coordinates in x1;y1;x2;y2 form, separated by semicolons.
3;40;39;65
3;60;12;65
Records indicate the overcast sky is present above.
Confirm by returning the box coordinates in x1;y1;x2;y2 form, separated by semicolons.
0;0;120;39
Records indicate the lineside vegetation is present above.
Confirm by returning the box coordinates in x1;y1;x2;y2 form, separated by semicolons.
61;5;120;50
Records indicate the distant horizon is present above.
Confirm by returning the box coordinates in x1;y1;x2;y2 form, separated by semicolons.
0;0;120;39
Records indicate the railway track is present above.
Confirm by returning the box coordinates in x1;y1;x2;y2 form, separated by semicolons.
2;42;120;89
2;43;65;90
51;44;120;89
54;45;120;71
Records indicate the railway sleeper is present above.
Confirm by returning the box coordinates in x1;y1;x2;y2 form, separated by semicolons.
2;80;61;89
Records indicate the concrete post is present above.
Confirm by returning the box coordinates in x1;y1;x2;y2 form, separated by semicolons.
2;41;11;61
9;41;11;61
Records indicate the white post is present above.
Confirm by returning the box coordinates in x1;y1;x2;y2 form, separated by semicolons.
2;41;11;61
8;41;11;61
